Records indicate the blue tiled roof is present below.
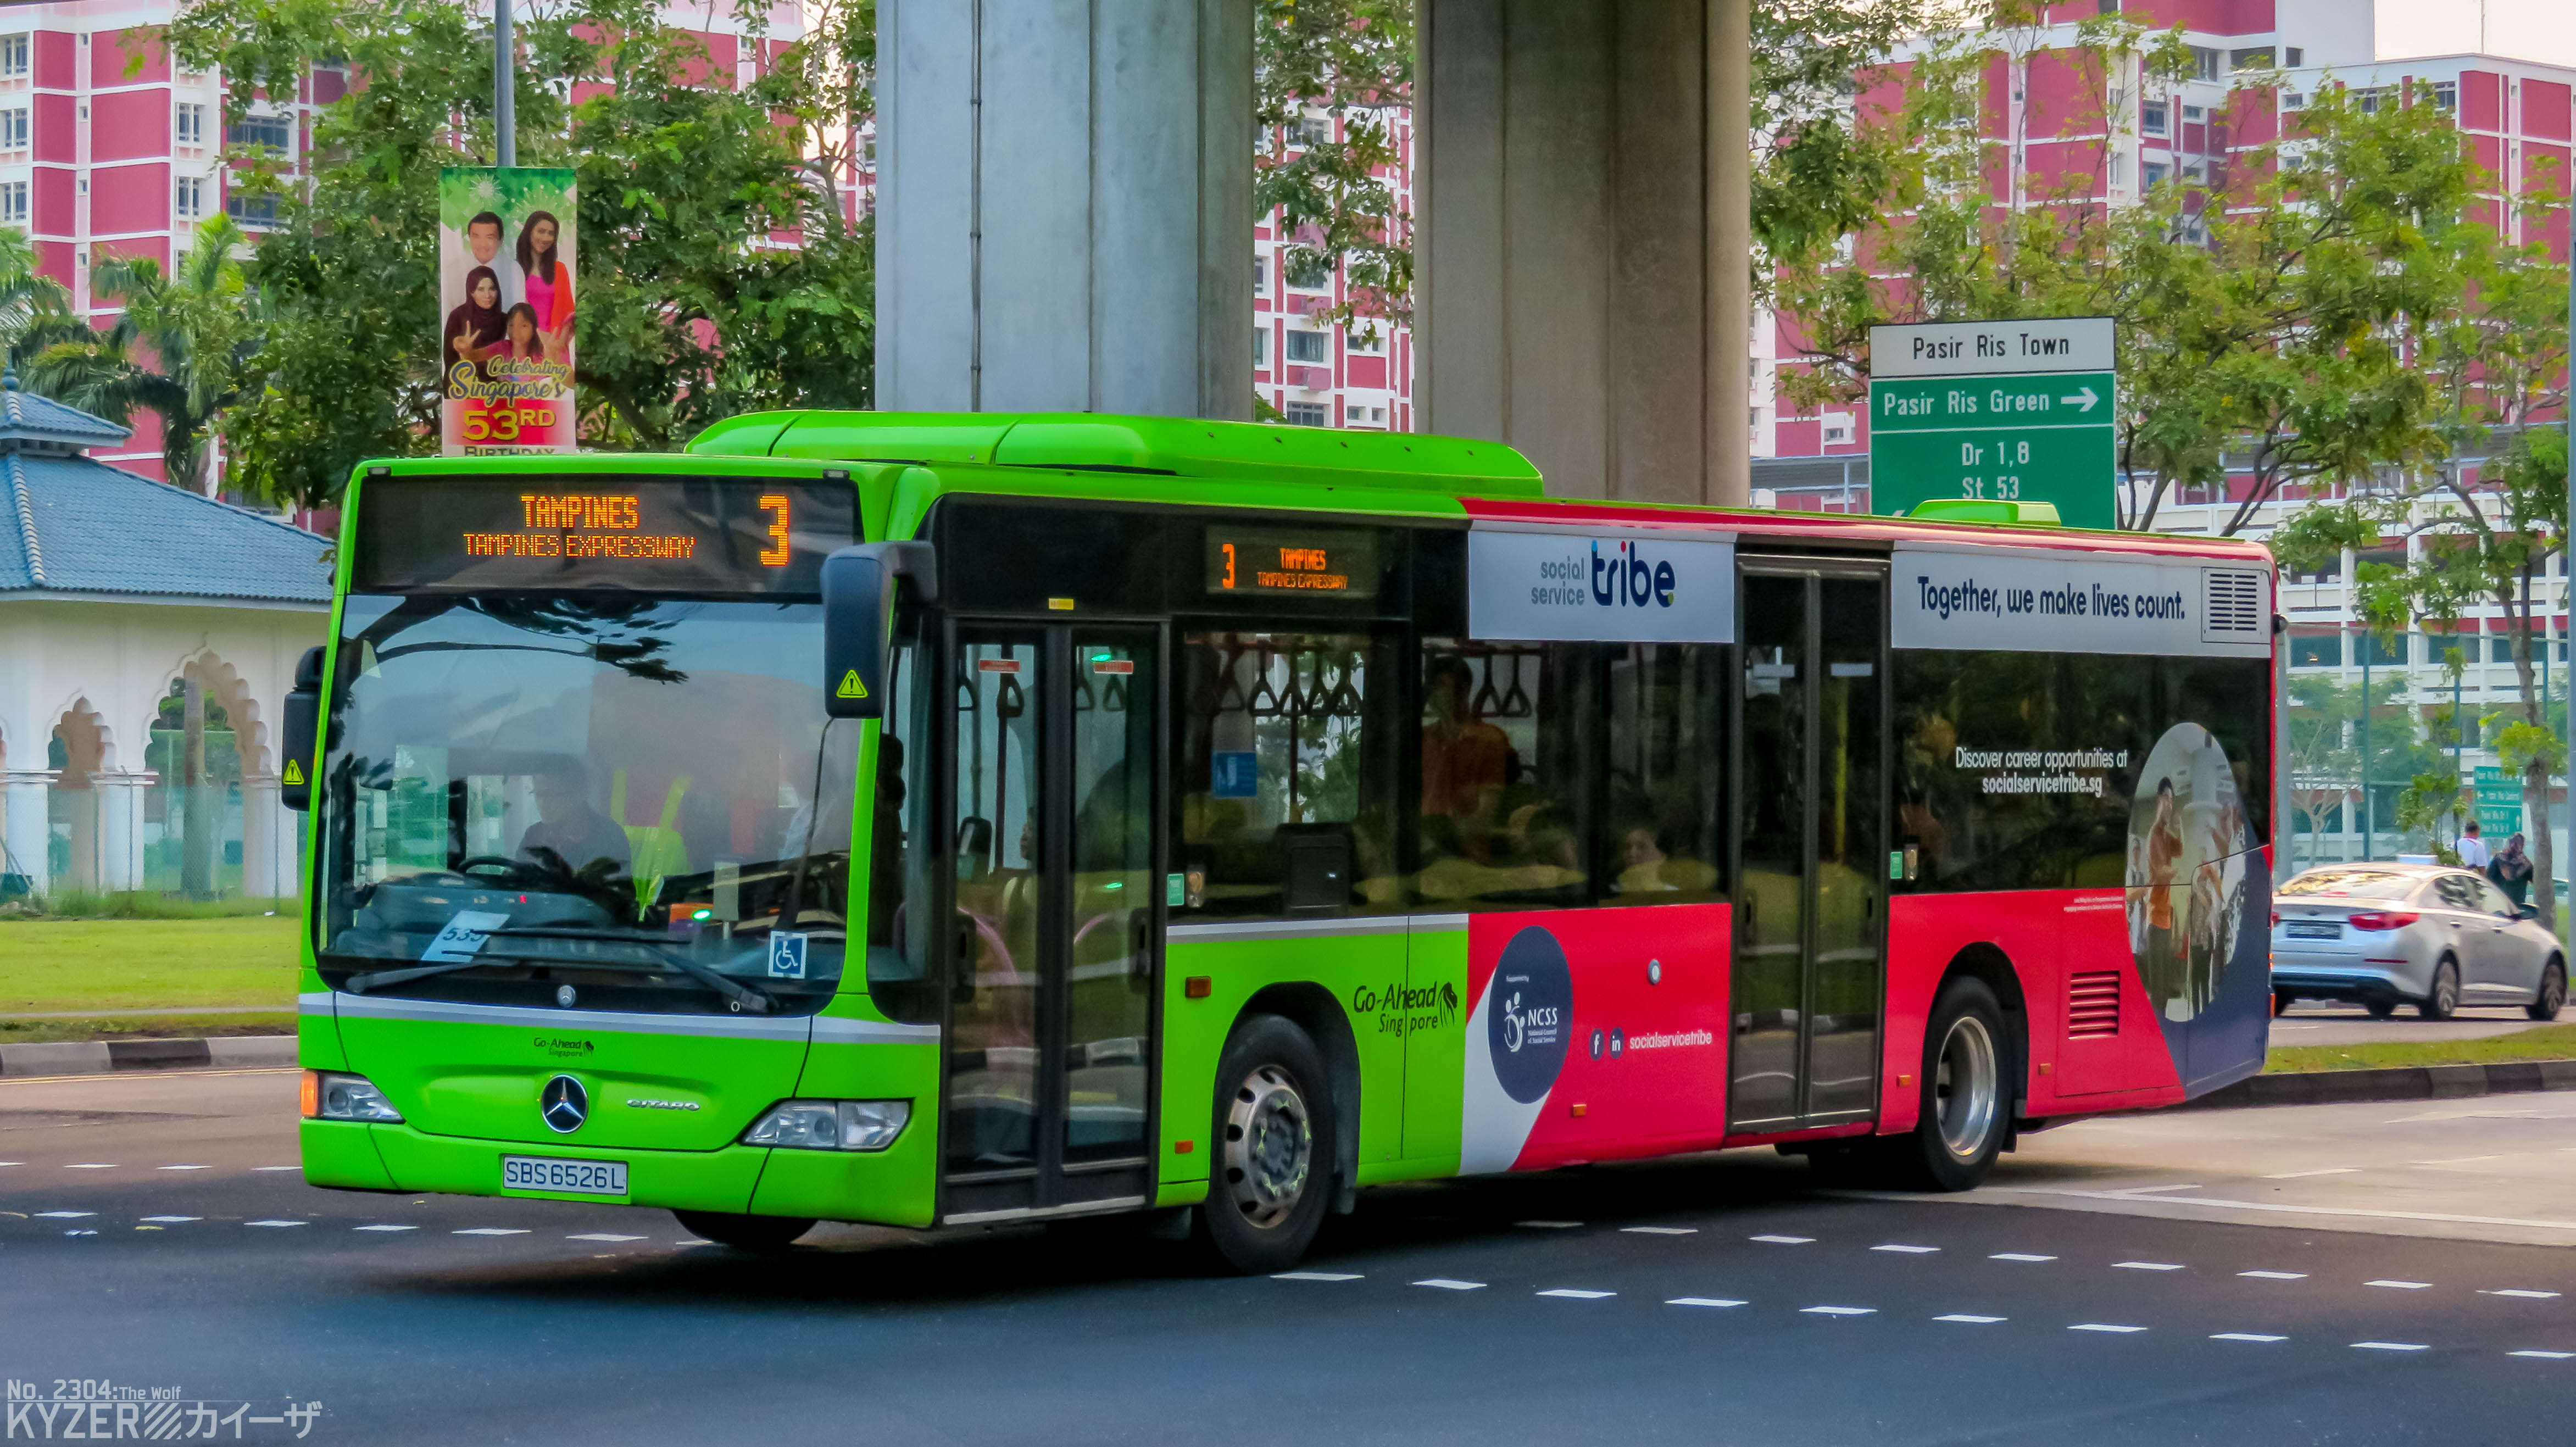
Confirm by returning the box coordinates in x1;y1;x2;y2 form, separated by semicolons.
0;382;134;449
0;451;332;605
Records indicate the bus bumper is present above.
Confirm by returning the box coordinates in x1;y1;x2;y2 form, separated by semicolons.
303;1120;771;1215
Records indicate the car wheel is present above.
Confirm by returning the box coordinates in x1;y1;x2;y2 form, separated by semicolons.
1199;1014;1336;1275
2364;998;2399;1019
671;1210;815;1252
2420;959;2460;1021
2529;959;2566;1022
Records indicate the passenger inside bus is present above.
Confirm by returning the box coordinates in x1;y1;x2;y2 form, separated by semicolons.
515;764;632;881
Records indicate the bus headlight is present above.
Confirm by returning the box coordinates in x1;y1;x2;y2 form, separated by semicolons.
301;1070;404;1123
744;1099;911;1151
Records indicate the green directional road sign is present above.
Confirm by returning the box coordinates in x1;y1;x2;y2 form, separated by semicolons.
2475;764;2523;837
1868;319;2118;529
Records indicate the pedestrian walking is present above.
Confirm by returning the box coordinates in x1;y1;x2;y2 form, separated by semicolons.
2457;819;2490;871
2491;831;2535;908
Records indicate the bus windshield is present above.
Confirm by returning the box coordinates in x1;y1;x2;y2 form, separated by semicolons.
314;593;853;1015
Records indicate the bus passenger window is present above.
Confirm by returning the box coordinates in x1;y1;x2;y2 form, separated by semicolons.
1416;642;1589;909
1601;644;1724;902
1175;630;1402;917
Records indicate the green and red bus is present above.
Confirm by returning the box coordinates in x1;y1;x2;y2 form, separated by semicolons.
287;413;2277;1271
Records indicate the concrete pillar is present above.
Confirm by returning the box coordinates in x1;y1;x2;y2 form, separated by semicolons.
64;785;97;892
91;771;152;893
240;774;289;899
1;770;50;898
877;0;1252;419
1418;0;1757;504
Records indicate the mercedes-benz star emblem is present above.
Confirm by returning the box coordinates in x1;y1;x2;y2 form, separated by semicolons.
540;1075;588;1134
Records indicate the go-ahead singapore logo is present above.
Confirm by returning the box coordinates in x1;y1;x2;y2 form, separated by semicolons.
1490;927;1574;1104
1352;979;1460;1038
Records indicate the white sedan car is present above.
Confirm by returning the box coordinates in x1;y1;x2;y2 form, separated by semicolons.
2269;863;2565;1021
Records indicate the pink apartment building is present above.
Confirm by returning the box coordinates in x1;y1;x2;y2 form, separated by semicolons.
1254;105;1415;432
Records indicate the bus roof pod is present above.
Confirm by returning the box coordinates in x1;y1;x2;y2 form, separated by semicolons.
687;410;1548;499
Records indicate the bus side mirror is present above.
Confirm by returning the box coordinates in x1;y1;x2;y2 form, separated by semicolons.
822;542;936;720
280;645;324;811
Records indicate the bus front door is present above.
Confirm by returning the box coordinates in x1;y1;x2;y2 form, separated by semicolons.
941;623;1161;1222
1729;565;1888;1133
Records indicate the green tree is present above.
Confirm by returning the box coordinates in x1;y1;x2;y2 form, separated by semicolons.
165;0;875;505
0;225;76;372
29;218;255;488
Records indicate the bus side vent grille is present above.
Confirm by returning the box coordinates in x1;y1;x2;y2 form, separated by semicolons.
2202;569;2265;641
2067;971;2122;1038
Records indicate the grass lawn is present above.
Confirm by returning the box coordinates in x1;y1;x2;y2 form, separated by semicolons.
0;916;301;1015
0;1012;296;1045
2265;1023;2576;1073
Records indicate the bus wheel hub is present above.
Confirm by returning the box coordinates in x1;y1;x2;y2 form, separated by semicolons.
1226;1064;1312;1228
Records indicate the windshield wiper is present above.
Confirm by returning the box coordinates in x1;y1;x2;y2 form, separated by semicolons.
342;928;777;1015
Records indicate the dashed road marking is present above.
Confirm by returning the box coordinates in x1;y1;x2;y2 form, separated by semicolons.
253;1166;298;1172
2071;1323;2149;1333
1751;1235;1815;1245
2212;1333;2288;1343
2484;1289;2560;1299
1516;1220;1583;1229
1935;1314;2006;1324
1666;1298;1746;1308
567;1234;649;1243
2239;1271;2307;1281
1273;1272;1362;1281
64;1164;118;1170
455;1228;530;1237
244;1220;306;1228
2263;1168;2360;1178
1872;1244;1940;1254
1990;1253;2056;1262
354;1225;416;1233
2510;1350;2576;1360
34;1211;93;1219
156;1165;208;1172
2352;1342;2430;1352
2411;1155;2504;1166
2113;1262;2184;1271
1801;1306;1874;1316
1537;1289;1615;1299
1622;1227;1698;1235
140;1216;198;1224
1413;1278;1486;1290
2366;1280;2433;1290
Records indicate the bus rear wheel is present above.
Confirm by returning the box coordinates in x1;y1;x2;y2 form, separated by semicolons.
1870;978;2010;1192
1200;1014;1336;1275
672;1210;815;1253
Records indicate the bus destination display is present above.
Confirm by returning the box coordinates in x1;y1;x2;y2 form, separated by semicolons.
1204;527;1378;599
357;476;855;594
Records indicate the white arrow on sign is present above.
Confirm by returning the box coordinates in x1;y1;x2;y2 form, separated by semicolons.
2060;385;2100;412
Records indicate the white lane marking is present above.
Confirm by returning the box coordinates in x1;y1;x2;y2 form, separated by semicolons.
1623;1226;1698;1235
2484;1289;2561;1299
253;1166;298;1172
2510;1350;2576;1359
2352;1342;2430;1352
567;1234;649;1243
2113;1261;2184;1271
0;1162;20;1166
1412;1278;1486;1290
1990;1253;2056;1262
244;1220;306;1228
2071;1323;2149;1333
34;1211;93;1219
1751;1234;1815;1245
1872;1244;1940;1254
2213;1333;2289;1343
454;1228;530;1237
156;1165;209;1171
140;1216;198;1224
1935;1314;2006;1324
2367;1280;2433;1290
1537;1289;1615;1299
353;1225;416;1233
2107;1184;2204;1196
2410;1155;2504;1166
1666;1298;1747;1308
63;1164;118;1170
2262;1168;2361;1179
1273;1272;1362;1281
63;1229;96;1236
1801;1306;1875;1316
1516;1220;1583;1229
2240;1271;2308;1281
1990;1187;2576;1233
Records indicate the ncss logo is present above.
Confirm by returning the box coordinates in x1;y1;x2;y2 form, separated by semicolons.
1591;539;1677;610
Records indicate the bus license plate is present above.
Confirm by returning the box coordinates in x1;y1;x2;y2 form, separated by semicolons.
502;1156;628;1196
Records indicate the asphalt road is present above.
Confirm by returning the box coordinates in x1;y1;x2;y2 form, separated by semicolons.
8;1070;2576;1446
2272;1000;2563;1047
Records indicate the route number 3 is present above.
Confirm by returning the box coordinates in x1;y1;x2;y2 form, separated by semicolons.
757;494;791;567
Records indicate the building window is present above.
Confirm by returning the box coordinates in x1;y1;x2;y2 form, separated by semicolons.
2190;46;2221;81
176;175;207;221
1822;411;1854;444
226;114;292;154
2109;151;2129;187
1251;255;1266;297
1295;113;1332;149
2143;159;2169;187
2354;86;2394;115
1284;330;1329;365
0;181;24;224
2429;80;2457;112
1345;327;1383;355
2141;99;2168;136
1253;327;1268;368
226;192;281;228
2280;92;2307;112
175;103;207;147
0;108;26;152
2181;103;2205;123
2284;47;2303;66
1284;400;1329;427
2229;47;2273;71
0;35;26;79
1283;251;1332;290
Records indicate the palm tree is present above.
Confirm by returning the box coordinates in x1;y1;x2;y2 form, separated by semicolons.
0;225;77;370
30;217;254;489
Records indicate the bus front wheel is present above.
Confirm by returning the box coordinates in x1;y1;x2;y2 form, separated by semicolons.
1200;1014;1336;1275
1880;978;2010;1192
673;1210;816;1253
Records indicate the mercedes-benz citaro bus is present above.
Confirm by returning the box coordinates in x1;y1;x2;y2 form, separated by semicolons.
283;413;2277;1272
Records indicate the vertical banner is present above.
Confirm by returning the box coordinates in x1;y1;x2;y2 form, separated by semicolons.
439;166;577;455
